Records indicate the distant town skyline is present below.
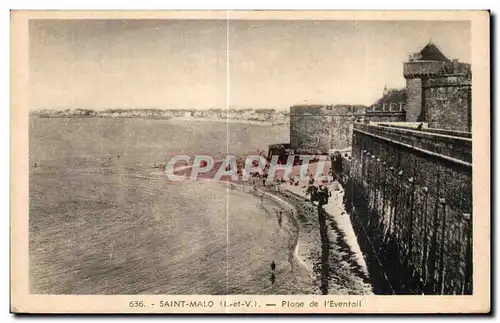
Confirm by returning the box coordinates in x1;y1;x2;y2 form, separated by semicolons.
30;19;470;111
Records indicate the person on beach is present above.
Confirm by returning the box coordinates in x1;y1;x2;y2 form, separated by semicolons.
250;177;257;193
271;261;276;273
318;184;332;206
275;209;283;227
307;185;318;203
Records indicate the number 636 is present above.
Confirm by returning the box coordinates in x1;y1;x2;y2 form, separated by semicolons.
129;301;145;307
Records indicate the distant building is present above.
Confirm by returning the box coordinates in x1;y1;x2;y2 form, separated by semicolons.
365;87;407;123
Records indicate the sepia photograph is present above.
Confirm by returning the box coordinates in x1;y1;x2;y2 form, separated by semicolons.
11;10;490;314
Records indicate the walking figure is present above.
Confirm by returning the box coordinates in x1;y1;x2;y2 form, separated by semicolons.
270;261;276;272
270;273;275;285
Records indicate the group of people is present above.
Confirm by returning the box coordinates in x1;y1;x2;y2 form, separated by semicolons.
243;151;336;286
305;174;332;206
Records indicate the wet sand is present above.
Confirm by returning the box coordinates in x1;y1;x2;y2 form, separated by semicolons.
265;185;373;295
225;182;316;294
157;158;373;294
258;161;373;295
231;175;372;295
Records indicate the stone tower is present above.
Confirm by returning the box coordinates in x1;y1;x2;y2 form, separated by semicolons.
403;42;451;122
289;104;365;154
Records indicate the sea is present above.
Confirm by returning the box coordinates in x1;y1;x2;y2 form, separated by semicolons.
29;117;319;295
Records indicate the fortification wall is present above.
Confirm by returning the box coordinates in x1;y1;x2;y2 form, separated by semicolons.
403;61;444;123
290;114;331;154
405;78;423;122
365;112;406;123
403;61;448;78
340;123;472;294
422;75;472;132
289;105;365;154
403;59;472;131
329;115;358;150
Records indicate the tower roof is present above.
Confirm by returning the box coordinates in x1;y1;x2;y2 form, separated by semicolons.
418;42;449;62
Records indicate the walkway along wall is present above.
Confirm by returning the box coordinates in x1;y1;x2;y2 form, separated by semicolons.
339;123;472;295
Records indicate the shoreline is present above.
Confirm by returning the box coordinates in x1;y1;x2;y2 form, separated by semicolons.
282;182;370;277
273;180;373;295
175;178;319;294
151;161;319;293
192;178;317;284
200;179;372;295
255;187;315;279
32;115;290;126
151;160;372;294
167;117;289;126
280;188;372;295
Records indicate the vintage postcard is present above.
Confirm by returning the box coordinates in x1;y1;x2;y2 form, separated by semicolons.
11;10;490;314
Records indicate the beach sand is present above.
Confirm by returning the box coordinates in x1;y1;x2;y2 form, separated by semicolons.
259;161;374;295
263;184;373;295
157;158;373;294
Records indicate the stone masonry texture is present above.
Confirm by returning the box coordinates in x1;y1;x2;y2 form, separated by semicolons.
405;78;422;122
338;123;472;295
290;105;404;154
403;58;472;131
423;76;472;132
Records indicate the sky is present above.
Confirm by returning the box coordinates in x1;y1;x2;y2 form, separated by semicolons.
29;19;471;111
